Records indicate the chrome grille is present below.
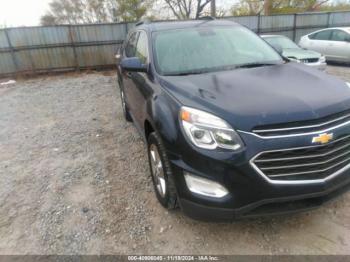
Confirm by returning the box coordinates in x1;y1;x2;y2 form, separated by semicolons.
252;135;350;181
253;109;350;137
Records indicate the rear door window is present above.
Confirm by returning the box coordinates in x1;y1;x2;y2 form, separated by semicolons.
311;30;332;41
331;30;350;42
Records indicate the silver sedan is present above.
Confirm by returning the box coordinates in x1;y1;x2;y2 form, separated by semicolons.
299;27;350;63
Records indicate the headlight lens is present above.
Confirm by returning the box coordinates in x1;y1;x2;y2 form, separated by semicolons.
180;106;244;150
347;82;350;88
319;56;326;63
288;57;301;63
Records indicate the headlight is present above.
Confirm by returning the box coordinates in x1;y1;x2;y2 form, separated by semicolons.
287;57;300;63
319;56;326;63
180;106;244;150
347;82;350;88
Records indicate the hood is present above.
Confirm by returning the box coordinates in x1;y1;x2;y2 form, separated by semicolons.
158;62;350;132
283;48;321;60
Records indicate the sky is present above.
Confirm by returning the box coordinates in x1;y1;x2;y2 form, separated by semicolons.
0;0;232;27
0;0;345;27
0;0;50;27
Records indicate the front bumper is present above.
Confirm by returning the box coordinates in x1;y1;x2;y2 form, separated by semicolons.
179;177;350;221
167;127;350;221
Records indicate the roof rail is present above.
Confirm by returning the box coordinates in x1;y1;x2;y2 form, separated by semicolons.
197;16;216;20
136;19;151;26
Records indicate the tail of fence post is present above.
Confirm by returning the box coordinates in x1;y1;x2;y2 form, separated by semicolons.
293;13;297;42
68;25;80;72
327;12;331;27
4;28;19;76
257;13;261;34
124;23;128;37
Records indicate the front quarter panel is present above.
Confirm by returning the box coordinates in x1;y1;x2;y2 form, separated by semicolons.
145;84;182;150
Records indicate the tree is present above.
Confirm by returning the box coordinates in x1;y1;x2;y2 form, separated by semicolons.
320;2;350;12
41;0;153;25
230;0;332;16
115;0;153;21
163;0;213;19
230;0;264;16
40;14;58;26
303;0;331;11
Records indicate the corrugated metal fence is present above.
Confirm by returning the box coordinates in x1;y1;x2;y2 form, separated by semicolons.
1;11;350;77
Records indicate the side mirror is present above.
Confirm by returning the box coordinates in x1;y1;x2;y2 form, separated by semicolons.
115;46;123;63
115;54;121;63
120;57;147;72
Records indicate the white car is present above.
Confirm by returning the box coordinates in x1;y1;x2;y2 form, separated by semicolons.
262;35;326;70
299;27;350;63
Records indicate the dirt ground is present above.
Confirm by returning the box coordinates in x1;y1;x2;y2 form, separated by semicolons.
0;65;350;255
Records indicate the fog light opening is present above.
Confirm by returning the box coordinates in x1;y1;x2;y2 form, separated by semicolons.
184;172;229;198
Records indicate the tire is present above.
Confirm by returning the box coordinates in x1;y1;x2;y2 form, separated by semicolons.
119;86;132;122
147;132;178;209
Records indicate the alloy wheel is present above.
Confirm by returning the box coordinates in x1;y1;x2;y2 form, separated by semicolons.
149;144;166;197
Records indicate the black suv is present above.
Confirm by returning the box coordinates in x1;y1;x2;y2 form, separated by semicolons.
116;19;350;221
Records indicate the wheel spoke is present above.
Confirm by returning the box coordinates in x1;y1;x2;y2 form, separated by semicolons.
121;91;127;113
159;177;166;196
156;161;162;171
150;150;156;163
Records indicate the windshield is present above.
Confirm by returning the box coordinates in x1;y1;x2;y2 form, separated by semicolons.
263;36;299;49
153;26;282;76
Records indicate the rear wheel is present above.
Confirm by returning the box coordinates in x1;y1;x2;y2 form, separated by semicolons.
147;132;178;209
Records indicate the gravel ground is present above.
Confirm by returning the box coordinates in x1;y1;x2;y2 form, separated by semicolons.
0;65;350;255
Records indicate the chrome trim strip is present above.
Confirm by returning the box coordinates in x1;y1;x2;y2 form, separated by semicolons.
254;141;350;163
255;134;350;154
253;113;350;133
238;119;350;139
250;134;350;184
268;157;350;177
260;149;350;170
250;157;350;185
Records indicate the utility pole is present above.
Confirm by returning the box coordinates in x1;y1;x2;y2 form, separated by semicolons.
211;0;216;17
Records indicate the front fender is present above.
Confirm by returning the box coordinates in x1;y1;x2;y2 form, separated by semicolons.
146;92;182;153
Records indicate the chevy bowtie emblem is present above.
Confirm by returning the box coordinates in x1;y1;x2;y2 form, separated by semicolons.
312;133;333;144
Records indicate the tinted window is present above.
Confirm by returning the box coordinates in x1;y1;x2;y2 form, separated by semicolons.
136;31;148;64
125;32;139;57
308;33;316;39
312;30;332;40
153;26;282;75
264;36;299;49
331;30;350;42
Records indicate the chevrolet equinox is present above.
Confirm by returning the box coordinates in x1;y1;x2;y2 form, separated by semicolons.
116;19;350;221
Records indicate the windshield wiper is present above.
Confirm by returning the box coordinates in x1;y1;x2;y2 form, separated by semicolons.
235;62;279;69
167;71;208;76
164;65;238;76
163;63;278;76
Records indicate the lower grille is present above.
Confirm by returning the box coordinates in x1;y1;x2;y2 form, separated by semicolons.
302;58;319;63
252;135;350;181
